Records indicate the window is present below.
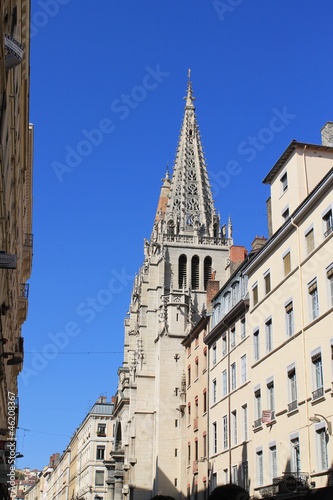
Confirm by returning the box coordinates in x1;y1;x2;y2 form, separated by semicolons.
269;445;277;481
288;366;297;412
223;415;228;450
285;301;294;337
291;437;301;474
212;422;217;454
204;256;212;290
265;318;273;353
212;344;217;365
97;424;106;436
327;265;333;307
256;450;264;486
187;365;191;386
264;271;271;294
280;172;288;192
96;446;105;460
222;370;228;397
241;354;247;384
191;255;199;290
312;352;324;400
282;206;290;221
203;347;207;372
203;389;207;414
283;251;291;276
203;432;207;457
178;254;187;288
254;329;260;361
231;362;236;391
212;379;217;403
267;379;275;415
222;334;227;356
232;281;240;306
323;208;333;237
317;427;329;470
188;403;191;425
231;410;237;446
195;397;199;418
195;357;199;379
232;465;238;485
240;317;246;339
252;283;258;306
187;443;191;466
308;280;319;320
223;469;229;485
95;470;104;486
242;405;248;441
242;461;249;491
230;326;236;348
254;388;262;425
305;227;315;255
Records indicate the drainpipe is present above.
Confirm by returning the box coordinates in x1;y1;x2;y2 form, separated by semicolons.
302;145;309;197
290;218;311;474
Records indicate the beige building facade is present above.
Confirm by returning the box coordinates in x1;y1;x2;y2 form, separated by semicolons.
0;1;32;499
244;134;333;498
25;397;115;500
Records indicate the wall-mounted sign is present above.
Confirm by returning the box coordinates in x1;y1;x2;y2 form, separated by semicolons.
4;34;23;70
0;252;17;269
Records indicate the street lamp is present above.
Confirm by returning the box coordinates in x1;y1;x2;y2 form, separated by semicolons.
309;414;332;435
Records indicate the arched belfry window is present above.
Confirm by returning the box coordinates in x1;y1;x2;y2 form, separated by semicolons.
179;254;187;289
204;256;212;290
191;255;199;290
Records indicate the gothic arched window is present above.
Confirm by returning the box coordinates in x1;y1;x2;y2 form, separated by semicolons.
179;254;187;289
191;255;199;290
204;256;212;290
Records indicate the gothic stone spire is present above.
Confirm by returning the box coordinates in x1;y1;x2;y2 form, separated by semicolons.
164;73;218;238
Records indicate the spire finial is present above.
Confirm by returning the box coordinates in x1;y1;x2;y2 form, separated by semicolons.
184;69;195;109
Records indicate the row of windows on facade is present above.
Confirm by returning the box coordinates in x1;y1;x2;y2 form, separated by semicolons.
279;170;332;236
211;278;248;329
252;217;333;309
178;255;212;290
210;341;331;418
252;264;333;330
211;414;329;483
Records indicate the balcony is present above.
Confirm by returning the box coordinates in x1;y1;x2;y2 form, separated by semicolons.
288;400;298;413
22;233;33;279
312;387;324;401
273;472;309;495
17;283;29;325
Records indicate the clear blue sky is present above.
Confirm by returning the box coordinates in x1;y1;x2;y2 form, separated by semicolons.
17;0;333;469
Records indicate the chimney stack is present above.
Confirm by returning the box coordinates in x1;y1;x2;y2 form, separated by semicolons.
321;122;333;147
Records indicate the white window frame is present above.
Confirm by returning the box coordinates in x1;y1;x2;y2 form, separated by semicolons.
285;300;294;337
241;354;247;384
308;278;319;321
231;362;236;391
265;317;273;353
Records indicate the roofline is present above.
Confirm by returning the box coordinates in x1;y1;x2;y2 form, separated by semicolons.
244;167;333;275
181;315;209;347
262;140;333;185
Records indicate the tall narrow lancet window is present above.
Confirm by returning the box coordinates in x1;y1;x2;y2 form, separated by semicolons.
191;255;200;290
179;254;187;289
204;256;212;290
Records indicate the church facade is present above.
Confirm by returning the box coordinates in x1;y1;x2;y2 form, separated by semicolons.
109;78;234;500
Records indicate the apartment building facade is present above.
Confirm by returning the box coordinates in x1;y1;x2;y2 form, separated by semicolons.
25;397;115;500
243;130;333;498
0;1;32;499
